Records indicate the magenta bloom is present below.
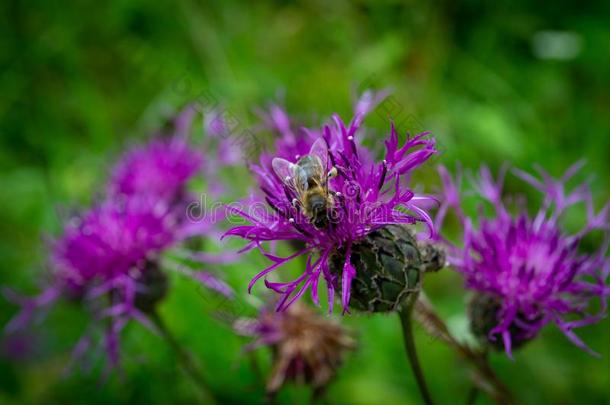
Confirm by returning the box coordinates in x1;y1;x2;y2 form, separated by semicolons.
256;103;319;164
108;106;207;205
225;92;437;312
109;137;202;203
108;106;241;239
53;198;175;295
5;197;232;369
436;163;610;357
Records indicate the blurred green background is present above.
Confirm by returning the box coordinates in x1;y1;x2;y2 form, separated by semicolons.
1;0;609;404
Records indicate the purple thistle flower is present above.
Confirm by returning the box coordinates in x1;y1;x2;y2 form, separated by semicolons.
109;104;244;205
109;106;241;243
6;198;176;367
4;106;238;369
109;136;202;204
234;302;355;395
224;91;438;313
5;196;233;370
53;198;175;293
436;163;610;357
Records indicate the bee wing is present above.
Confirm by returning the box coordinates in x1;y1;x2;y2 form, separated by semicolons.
308;138;329;171
272;157;297;184
272;157;308;191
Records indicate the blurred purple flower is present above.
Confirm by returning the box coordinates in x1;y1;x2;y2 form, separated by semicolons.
4;105;240;370
4;196;232;370
436;163;610;357
110;104;245;204
224;91;437;313
109;106;241;242
109;137;202;204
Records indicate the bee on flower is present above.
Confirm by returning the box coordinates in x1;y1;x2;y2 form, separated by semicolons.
225;91;444;314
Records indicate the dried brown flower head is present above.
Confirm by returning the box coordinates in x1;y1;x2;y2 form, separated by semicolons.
236;302;356;396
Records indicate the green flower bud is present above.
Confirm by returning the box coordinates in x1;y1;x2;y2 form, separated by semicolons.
133;262;169;313
469;293;538;351
330;225;445;313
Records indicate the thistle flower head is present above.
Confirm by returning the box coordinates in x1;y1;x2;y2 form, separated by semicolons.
7;199;232;369
437;163;610;357
5;126;233;370
109;136;202;204
52;197;176;297
225;91;439;313
235;302;355;396
3;197;179;367
330;224;444;312
256;90;389;166
109;104;245;204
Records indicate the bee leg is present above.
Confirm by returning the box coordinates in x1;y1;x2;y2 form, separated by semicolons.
291;198;302;213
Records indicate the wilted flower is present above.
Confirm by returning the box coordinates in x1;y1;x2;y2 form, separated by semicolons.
235;302;355;396
225;92;442;313
436;163;610;357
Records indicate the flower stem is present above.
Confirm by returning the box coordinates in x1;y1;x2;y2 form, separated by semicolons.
150;311;218;404
465;386;479;405
398;302;435;405
414;294;513;404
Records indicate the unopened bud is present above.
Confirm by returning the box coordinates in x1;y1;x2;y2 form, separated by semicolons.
133;262;169;313
330;225;444;313
468;293;538;351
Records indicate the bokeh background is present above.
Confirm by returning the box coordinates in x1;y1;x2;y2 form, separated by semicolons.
1;0;609;404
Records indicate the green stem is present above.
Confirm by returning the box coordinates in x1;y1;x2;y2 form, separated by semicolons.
398;303;435;405
466;386;479;405
150;311;218;404
414;295;513;404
